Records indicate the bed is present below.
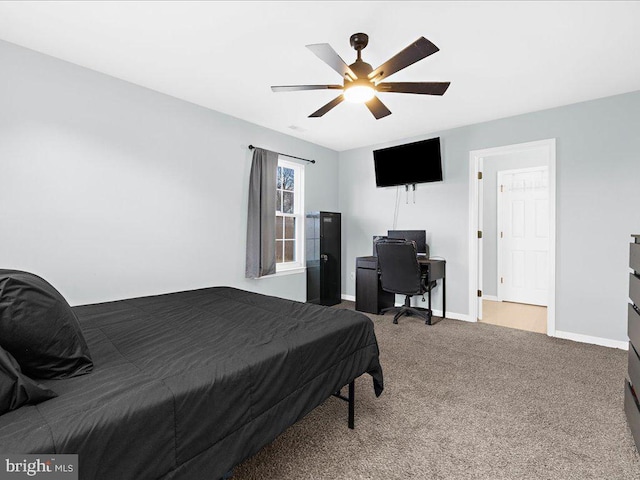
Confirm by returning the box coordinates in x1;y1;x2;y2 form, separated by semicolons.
0;284;384;480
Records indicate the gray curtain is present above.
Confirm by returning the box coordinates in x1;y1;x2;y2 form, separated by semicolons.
246;147;279;278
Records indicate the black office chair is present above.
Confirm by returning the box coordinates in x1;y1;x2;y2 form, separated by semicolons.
375;238;434;325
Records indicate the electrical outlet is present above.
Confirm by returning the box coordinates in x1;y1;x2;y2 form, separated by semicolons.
349;272;355;280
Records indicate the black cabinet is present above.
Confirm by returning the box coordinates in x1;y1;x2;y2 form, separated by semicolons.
306;212;341;306
356;256;394;314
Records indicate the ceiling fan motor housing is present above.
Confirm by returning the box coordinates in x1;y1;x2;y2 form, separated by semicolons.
347;60;374;82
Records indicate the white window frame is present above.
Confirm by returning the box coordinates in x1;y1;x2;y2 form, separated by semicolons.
275;158;305;274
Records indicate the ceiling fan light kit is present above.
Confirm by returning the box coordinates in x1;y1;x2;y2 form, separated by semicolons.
271;32;450;119
344;81;375;103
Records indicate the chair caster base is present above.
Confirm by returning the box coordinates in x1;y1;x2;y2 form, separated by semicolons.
384;301;434;326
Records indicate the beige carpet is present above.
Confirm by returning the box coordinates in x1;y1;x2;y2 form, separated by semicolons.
233;303;640;479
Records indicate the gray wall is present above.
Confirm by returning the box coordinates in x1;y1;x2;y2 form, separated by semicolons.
0;40;339;306
3;38;640;344
482;149;548;297
339;90;640;342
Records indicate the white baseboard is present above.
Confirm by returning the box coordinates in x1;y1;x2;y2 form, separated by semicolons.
343;293;626;349
434;310;475;322
482;295;499;302
554;330;628;350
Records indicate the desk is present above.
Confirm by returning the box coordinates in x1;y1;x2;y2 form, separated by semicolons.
355;256;446;322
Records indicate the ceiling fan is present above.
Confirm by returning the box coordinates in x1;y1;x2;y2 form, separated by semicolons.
271;33;450;119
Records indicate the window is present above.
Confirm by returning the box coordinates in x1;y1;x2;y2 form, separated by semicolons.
275;158;305;272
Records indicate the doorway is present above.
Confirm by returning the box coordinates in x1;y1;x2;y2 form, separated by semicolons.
468;139;556;335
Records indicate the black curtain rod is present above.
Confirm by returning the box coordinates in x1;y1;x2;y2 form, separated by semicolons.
248;145;316;164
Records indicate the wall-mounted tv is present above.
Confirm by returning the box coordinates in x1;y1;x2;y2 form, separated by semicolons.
373;137;443;187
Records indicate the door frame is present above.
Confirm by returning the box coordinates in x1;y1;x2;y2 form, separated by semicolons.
468;139;556;336
496;165;549;304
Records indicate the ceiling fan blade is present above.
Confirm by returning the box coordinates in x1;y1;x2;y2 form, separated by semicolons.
365;96;392;119
306;43;357;80
369;37;439;82
271;85;343;92
309;95;345;118
376;81;450;95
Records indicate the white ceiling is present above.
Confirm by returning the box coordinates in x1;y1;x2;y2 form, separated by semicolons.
1;1;639;151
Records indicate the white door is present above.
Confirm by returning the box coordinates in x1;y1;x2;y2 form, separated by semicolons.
498;167;549;306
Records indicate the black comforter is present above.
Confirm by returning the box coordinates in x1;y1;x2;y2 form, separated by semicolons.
0;287;383;479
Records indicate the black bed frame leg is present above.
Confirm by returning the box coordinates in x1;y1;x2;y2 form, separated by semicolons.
348;380;355;429
332;379;356;429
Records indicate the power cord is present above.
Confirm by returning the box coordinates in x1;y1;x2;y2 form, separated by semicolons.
392;185;401;229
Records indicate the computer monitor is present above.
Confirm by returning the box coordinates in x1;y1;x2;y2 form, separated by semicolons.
387;230;427;255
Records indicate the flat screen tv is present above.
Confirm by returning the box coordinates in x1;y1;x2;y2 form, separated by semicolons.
373;137;442;187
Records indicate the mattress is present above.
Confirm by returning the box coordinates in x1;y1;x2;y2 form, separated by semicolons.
0;287;383;479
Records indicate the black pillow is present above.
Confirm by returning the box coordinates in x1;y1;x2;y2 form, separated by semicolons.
0;346;57;415
0;270;93;379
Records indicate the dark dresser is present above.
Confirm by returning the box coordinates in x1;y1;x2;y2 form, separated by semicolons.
625;234;640;451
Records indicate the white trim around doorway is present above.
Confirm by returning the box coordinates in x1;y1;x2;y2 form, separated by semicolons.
468;139;556;336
